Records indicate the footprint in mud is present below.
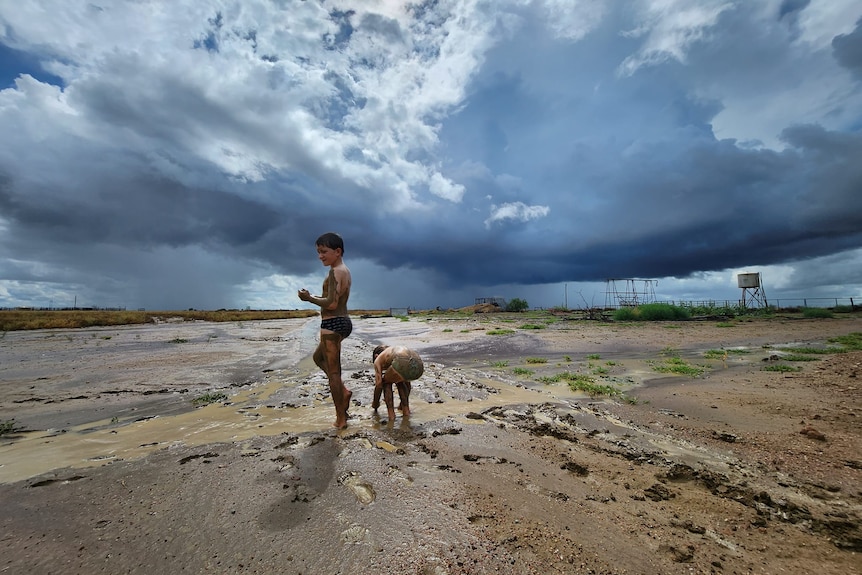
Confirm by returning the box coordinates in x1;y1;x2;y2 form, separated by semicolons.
337;471;376;504
385;465;413;484
340;524;370;545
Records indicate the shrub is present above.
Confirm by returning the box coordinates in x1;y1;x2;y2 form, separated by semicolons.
612;304;691;321
0;419;19;436
506;298;529;312
193;392;228;406
802;307;833;319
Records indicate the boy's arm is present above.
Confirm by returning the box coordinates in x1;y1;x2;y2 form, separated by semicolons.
299;269;342;309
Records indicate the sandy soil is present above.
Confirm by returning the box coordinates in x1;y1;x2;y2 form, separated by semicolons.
0;313;860;575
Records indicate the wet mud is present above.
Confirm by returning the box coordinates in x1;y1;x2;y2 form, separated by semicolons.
0;315;860;574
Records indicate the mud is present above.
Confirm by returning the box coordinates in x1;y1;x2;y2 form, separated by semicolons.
0;314;860;574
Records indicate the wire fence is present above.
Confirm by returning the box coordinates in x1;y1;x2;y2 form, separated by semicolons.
657;297;858;310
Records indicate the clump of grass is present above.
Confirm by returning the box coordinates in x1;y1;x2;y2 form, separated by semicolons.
782;346;843;355
781;354;820;362
486;329;515;336
605;360;617;366
563;355;572;362
192;392;228;406
716;322;735;328
491;360;509;368
828;332;862;351
586;353;601;360
802;308;833;319
519;324;546;330
649;357;706;377
703;348;751;359
525;357;548;364
0;419;19;436
592;366;609;375
763;364;802;373
512;367;534;376
537;372;624;398
613;304;691;321
170;337;189;344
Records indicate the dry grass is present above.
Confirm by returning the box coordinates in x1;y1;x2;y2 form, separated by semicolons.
0;309;352;331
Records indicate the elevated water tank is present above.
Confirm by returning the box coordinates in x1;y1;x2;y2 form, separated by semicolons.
737;273;761;288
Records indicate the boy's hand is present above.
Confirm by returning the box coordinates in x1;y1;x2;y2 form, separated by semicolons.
298;289;310;301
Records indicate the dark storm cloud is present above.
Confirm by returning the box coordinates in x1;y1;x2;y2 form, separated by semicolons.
0;1;860;310
832;19;862;77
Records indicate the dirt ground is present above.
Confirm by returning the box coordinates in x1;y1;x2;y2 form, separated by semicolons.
0;313;860;575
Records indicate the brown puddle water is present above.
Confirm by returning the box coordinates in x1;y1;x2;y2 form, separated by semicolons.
0;372;576;484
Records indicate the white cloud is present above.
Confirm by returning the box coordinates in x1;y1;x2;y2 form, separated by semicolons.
618;0;734;76
540;0;606;41
484;201;550;228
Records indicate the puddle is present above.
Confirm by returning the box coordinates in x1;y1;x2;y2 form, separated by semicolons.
0;316;755;484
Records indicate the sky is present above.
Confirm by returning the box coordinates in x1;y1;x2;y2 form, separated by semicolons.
1;0;861;312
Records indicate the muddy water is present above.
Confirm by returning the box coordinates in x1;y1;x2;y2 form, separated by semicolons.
0;318;591;483
0;316;770;484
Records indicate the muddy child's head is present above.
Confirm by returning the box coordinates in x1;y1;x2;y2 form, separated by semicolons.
315;232;344;255
372;345;388;362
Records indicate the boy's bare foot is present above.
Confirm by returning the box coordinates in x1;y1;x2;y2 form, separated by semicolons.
333;418;348;429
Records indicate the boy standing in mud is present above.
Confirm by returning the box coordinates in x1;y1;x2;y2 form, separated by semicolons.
372;344;424;422
298;232;353;429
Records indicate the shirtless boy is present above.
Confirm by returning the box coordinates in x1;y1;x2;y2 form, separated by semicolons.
298;232;353;429
372;345;424;422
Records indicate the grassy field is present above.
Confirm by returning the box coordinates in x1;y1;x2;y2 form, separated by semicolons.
0;309;385;331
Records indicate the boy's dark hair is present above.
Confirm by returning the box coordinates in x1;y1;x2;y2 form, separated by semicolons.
316;232;344;253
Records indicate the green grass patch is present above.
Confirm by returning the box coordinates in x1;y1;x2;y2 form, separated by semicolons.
170;338;189;344
802;308;833;319
442;328;453;333
486;329;515;336
586;353;601;360
649;357;706;377
781;354;820;362
512;367;534;376
613;303;691;321
491;360;509;368
536;372;624;398
192;392;228;406
525;357;548;364
828;332;862;350
0;419;19;436
715;322;735;328
762;364;802;373
563;355;572;362
703;348;751;359
781;346;841;355
519;323;546;330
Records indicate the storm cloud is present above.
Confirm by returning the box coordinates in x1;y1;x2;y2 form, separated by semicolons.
0;0;860;310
